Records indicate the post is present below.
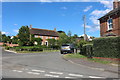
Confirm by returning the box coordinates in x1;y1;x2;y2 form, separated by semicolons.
83;15;86;41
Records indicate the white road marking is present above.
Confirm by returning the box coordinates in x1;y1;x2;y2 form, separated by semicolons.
45;74;59;78
27;72;40;75
68;73;83;77
89;76;103;78
49;72;63;75
12;70;23;73
12;70;17;72
32;69;45;73
17;71;23;73
65;77;75;78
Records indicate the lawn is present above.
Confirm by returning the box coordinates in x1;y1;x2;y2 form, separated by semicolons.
63;53;112;64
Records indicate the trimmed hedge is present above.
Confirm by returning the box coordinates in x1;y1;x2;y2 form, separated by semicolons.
14;46;43;51
93;37;120;58
80;44;93;58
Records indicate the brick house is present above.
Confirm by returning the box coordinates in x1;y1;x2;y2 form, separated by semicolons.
98;0;120;37
29;25;59;46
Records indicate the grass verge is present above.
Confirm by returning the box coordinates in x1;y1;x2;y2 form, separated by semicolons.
63;53;112;64
16;50;59;53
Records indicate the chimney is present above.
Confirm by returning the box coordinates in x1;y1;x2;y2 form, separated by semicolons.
113;0;120;9
30;25;32;29
54;28;56;31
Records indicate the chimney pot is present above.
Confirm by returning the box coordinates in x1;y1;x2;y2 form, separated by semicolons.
113;0;120;9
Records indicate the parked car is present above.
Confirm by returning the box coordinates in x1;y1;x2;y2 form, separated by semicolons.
60;44;75;54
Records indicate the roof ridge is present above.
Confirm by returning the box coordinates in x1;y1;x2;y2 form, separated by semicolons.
31;28;56;32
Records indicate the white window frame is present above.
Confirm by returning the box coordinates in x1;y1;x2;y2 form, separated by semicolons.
35;35;38;38
46;36;48;39
40;36;43;39
107;18;113;30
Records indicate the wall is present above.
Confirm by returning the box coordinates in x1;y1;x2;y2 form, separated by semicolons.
100;13;120;37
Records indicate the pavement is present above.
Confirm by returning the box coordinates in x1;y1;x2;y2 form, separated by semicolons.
63;56;119;75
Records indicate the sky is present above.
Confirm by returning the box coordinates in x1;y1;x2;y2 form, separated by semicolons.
1;0;116;37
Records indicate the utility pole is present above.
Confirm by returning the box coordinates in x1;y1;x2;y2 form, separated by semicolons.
83;15;87;41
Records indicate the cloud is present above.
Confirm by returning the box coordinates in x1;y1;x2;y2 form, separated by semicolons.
100;0;113;9
14;24;18;26
87;0;113;32
13;29;19;33
1;31;9;34
61;6;67;10
84;6;92;12
90;9;111;17
82;24;91;29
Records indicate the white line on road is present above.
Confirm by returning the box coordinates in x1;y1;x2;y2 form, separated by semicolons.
89;76;103;78
12;70;23;73
68;73;83;77
27;72;40;75
31;69;45;73
45;74;59;78
65;77;75;78
49;72;63;75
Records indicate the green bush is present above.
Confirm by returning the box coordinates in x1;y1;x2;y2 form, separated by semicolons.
3;44;7;46
14;46;43;51
81;44;93;58
5;46;12;50
93;37;120;58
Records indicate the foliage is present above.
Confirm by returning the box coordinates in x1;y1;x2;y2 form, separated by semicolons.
18;26;30;46
12;36;18;44
81;44;93;58
2;34;11;43
93;37;120;58
58;32;69;46
5;46;12;50
14;46;43;51
33;38;42;46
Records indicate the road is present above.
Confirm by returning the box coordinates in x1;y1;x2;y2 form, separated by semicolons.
2;48;118;79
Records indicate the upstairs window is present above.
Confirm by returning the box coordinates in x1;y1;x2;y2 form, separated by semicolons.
107;18;113;30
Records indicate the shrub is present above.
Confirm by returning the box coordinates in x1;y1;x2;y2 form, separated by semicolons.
3;44;7;46
81;44;93;58
5;46;12;50
93;37;120;58
14;46;43;51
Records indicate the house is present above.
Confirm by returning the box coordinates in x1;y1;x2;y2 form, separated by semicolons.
98;0;120;37
29;25;59;46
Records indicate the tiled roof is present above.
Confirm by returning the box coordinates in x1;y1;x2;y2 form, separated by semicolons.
98;7;120;20
30;28;59;37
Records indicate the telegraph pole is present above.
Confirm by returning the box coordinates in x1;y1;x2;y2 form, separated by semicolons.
83;15;86;41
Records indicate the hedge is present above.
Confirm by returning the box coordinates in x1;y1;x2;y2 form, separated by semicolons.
93;37;120;58
14;46;43;51
80;44;93;58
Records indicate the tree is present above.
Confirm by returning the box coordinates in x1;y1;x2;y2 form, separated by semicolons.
34;38;42;46
2;34;11;43
12;36;18;44
18;26;30;46
58;32;69;46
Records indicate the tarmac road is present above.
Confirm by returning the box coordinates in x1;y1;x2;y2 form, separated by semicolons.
2;47;118;79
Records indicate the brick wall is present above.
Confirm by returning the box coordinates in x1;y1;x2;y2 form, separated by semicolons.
0;42;19;47
100;13;120;37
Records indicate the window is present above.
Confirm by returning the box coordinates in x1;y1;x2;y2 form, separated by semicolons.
107;18;113;30
35;35;38;38
50;37;52;39
46;36;48;39
40;36;43;39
